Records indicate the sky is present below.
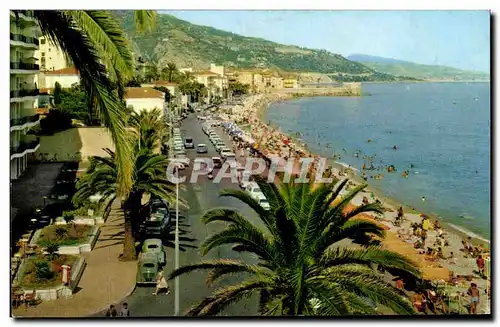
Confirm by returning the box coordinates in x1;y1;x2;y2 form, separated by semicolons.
163;10;490;72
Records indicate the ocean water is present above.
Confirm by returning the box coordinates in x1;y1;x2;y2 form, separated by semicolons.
264;83;491;238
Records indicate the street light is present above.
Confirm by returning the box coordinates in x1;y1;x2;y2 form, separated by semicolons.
174;167;180;316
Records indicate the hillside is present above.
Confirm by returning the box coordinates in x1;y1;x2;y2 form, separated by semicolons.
347;54;490;81
116;11;415;81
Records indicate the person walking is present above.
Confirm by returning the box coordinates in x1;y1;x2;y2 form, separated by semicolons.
153;269;170;296
467;283;480;314
105;304;118;317
476;255;485;278
120;302;130;317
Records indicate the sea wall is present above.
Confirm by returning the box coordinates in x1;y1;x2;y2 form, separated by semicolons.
274;82;361;96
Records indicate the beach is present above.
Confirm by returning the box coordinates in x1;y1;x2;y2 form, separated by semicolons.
224;92;491;314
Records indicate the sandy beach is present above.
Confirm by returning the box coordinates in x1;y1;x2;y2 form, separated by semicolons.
223;93;491;314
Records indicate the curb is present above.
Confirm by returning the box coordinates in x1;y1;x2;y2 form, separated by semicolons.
87;285;137;317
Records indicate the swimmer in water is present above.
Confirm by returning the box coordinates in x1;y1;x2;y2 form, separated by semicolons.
421;196;426;202
393;145;398;150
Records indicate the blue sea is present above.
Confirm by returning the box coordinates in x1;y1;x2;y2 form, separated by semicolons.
264;83;491;238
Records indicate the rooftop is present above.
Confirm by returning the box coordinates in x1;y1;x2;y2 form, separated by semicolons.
125;87;164;99
45;66;79;75
194;70;220;76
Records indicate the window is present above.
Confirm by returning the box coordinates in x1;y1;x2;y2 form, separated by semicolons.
41;52;45;57
40;39;46;44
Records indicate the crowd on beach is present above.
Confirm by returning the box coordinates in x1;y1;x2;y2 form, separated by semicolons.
221;94;491;315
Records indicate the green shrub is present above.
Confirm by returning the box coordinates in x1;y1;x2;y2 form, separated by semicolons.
34;260;55;281
55;226;68;239
62;210;75;223
45;242;59;260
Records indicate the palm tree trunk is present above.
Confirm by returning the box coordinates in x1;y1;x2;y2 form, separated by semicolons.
120;191;143;261
121;196;137;261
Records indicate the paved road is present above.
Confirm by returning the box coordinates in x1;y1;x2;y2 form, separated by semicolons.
102;114;261;317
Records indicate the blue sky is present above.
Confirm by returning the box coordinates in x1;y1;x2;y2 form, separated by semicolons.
163;10;490;72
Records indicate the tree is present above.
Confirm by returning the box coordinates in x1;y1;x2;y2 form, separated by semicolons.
169;178;420;316
229;81;250;96
53;81;62;105
153;86;172;103
73;145;174;260
162;62;178;82
33;10;157;198
128;108;168;150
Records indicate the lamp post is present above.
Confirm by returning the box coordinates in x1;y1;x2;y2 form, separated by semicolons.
174;167;180;316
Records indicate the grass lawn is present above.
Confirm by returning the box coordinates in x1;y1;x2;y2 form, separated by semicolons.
38;224;94;247
18;255;78;289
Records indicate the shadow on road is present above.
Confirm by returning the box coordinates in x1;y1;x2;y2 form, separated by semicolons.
162;214;197;252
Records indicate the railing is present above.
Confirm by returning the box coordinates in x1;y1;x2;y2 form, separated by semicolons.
10;89;39;98
10;62;39;70
10;114;40;127
10;138;40;156
9;33;39;45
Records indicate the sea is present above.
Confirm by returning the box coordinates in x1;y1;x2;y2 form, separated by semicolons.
264;82;491;239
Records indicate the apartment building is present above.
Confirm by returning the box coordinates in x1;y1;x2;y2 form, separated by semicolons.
125;87;165;113
44;66;80;89
10;10;41;180
35;35;69;72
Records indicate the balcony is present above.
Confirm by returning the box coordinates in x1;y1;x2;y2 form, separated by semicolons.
12;10;37;26
10;89;39;99
10;138;40;159
10;33;39;46
10;114;40;130
10;62;39;71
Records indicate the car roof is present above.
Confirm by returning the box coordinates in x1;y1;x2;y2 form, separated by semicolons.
144;238;162;246
198;144;207;147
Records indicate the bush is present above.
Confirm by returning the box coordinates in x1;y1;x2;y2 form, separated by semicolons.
38;224;93;247
34;259;55;281
62;210;75;223
45;242;59;260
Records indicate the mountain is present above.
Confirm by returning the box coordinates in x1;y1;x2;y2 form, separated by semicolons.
347;54;490;81
116;11;416;82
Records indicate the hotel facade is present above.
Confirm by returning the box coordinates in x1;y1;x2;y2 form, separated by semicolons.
10;10;41;179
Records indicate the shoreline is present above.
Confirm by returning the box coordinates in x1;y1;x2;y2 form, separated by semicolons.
243;92;489;246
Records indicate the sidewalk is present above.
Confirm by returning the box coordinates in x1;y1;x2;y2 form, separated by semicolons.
13;200;137;317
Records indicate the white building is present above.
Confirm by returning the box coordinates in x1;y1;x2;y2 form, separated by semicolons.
125;87;165;113
35;35;69;72
10;10;41;179
43;66;80;89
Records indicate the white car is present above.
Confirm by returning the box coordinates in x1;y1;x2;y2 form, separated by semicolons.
220;148;233;159
246;182;262;197
255;193;271;211
215;142;226;152
196;144;208;153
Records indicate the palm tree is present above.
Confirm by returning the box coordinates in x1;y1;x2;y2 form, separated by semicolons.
32;10;156;198
169;179;420;316
161;62;178;82
73;145;174;260
128;108;168;151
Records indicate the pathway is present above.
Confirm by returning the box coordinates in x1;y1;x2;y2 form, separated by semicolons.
13;200;137;317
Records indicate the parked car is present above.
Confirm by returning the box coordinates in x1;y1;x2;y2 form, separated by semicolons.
224;152;237;162
215;142;226;153
246;182;262;198
184;137;194;149
255;193;271;211
197;144;208;153
141;238;166;266
136;252;159;285
141;199;170;238
220;147;233;159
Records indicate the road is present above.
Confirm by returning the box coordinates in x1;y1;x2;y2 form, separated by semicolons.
103;114;261;317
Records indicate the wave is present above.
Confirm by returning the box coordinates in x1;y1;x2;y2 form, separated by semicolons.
447;223;490;243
